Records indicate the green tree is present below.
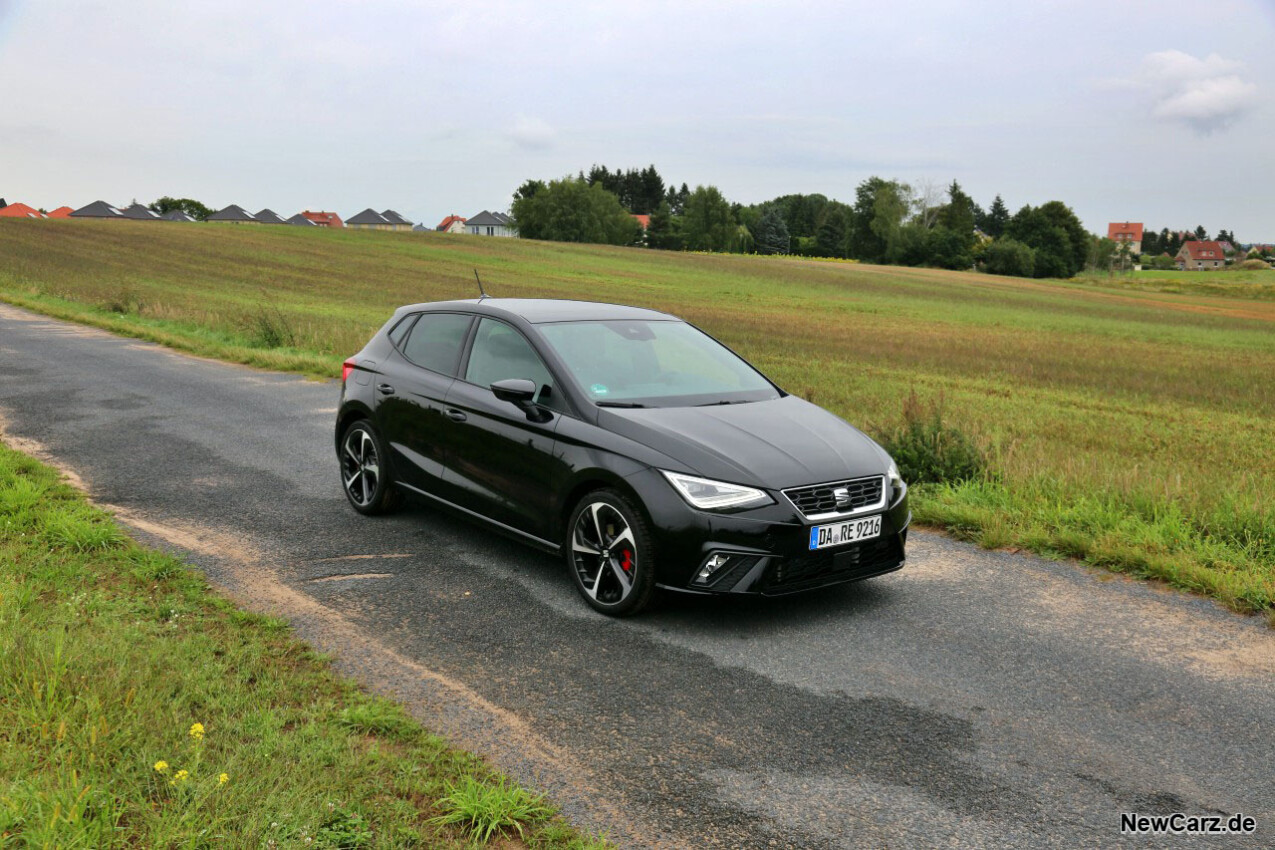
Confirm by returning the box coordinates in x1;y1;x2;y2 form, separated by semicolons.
984;194;1009;238
510;177;641;245
665;183;690;216
646;201;682;250
937;181;976;250
847;177;912;262
984;239;1036;277
1141;227;1160;255
513;179;545;203
1004;201;1088;278
814;204;850;258
1090;236;1117;273
764;194;830;238
754;206;791;255
926;227;974;270
148;196;213;220
681;185;735;251
1194;225;1208;241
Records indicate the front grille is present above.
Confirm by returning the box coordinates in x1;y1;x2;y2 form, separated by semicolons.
763;535;902;595
782;475;884;518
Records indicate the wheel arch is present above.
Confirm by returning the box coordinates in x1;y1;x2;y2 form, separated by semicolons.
557;469;653;544
334;402;374;455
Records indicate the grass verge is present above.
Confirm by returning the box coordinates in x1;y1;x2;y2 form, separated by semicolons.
0;439;609;848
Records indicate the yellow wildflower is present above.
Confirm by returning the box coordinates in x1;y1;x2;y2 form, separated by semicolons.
170;769;190;786
153;760;169;773
189;723;205;740
218;773;229;785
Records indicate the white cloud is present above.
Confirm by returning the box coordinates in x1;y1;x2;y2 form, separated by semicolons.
507;116;556;151
1134;50;1259;133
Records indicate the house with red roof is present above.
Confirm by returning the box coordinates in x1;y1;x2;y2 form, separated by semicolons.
0;203;46;219
435;214;467;233
631;214;651;230
47;206;73;218
299;210;344;228
1175;241;1226;271
1107;222;1143;255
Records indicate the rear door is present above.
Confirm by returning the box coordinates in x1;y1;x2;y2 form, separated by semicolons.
374;312;474;495
440;318;569;541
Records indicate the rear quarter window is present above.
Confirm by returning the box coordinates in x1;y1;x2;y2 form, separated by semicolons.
399;313;473;376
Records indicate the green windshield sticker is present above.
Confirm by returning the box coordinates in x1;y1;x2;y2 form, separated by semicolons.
590;384;609;396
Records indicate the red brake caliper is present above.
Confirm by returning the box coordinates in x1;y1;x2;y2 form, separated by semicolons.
621;549;633;573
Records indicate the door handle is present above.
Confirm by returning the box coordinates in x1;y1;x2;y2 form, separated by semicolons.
445;408;467;422
377;383;396;395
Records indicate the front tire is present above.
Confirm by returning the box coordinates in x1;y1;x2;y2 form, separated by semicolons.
339;420;402;515
565;490;656;616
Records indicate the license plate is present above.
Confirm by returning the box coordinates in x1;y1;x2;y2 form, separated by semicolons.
809;515;882;550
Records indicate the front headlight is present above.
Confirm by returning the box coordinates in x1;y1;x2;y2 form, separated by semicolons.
660;470;773;511
887;460;907;503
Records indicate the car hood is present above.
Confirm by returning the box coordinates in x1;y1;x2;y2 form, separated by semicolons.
600;396;888;490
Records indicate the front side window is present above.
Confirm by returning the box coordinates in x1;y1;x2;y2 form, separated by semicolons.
465;319;554;403
537;320;779;407
400;313;472;375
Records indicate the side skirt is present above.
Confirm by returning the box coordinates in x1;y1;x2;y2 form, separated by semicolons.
395;482;561;555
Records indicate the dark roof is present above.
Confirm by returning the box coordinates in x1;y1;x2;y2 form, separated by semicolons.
346;208;389;225
70;200;126;218
207;205;257;222
466;210;512;227
380;209;413;226
411;223;431;231
254;208;287;224
400;298;676;325
160;210;196;222
286;213;317;226
120;203;160;220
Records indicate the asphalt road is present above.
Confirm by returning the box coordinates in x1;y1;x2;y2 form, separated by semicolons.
2;302;1272;849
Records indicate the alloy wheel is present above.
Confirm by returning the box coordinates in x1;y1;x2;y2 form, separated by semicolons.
341;427;380;507
571;501;638;605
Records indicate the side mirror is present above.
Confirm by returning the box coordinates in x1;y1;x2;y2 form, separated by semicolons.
490;378;552;423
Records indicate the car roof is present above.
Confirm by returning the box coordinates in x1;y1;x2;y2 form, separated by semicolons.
402;298;679;324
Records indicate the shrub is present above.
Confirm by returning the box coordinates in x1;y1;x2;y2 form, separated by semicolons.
247;302;296;348
983;238;1035;278
880;391;988;485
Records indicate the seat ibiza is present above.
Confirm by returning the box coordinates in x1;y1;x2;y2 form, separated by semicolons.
336;298;909;616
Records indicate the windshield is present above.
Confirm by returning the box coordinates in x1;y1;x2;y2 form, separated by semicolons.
536;320;780;407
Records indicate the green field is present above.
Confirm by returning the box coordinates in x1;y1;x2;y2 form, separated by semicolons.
2;219;1273;621
0;441;606;847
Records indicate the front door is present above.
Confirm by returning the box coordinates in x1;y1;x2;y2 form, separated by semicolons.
441;318;568;541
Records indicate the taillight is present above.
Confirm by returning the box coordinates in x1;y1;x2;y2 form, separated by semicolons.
342;358;356;383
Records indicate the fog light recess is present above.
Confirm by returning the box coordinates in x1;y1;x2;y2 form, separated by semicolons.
693;552;761;588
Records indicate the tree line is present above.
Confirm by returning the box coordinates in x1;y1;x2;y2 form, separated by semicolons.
508;165;1159;279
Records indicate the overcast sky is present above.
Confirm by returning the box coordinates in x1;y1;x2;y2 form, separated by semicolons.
3;0;1273;239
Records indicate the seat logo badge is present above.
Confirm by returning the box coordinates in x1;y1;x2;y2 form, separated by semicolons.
833;487;851;508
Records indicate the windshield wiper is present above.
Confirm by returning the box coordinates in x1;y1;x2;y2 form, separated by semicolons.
697;399;749;406
596;401;646;408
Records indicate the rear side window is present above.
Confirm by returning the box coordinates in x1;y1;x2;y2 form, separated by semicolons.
400;313;473;376
465;319;554;401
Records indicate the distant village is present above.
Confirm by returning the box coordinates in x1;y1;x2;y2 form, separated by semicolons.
1105;221;1272;271
1;197;1270;274
0;198;516;238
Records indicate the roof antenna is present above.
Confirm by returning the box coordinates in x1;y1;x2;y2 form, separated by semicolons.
473;269;489;300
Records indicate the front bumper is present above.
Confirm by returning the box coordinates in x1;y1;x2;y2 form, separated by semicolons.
625;468;911;597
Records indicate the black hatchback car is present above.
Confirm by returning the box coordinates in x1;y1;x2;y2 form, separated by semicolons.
336;298;909;615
